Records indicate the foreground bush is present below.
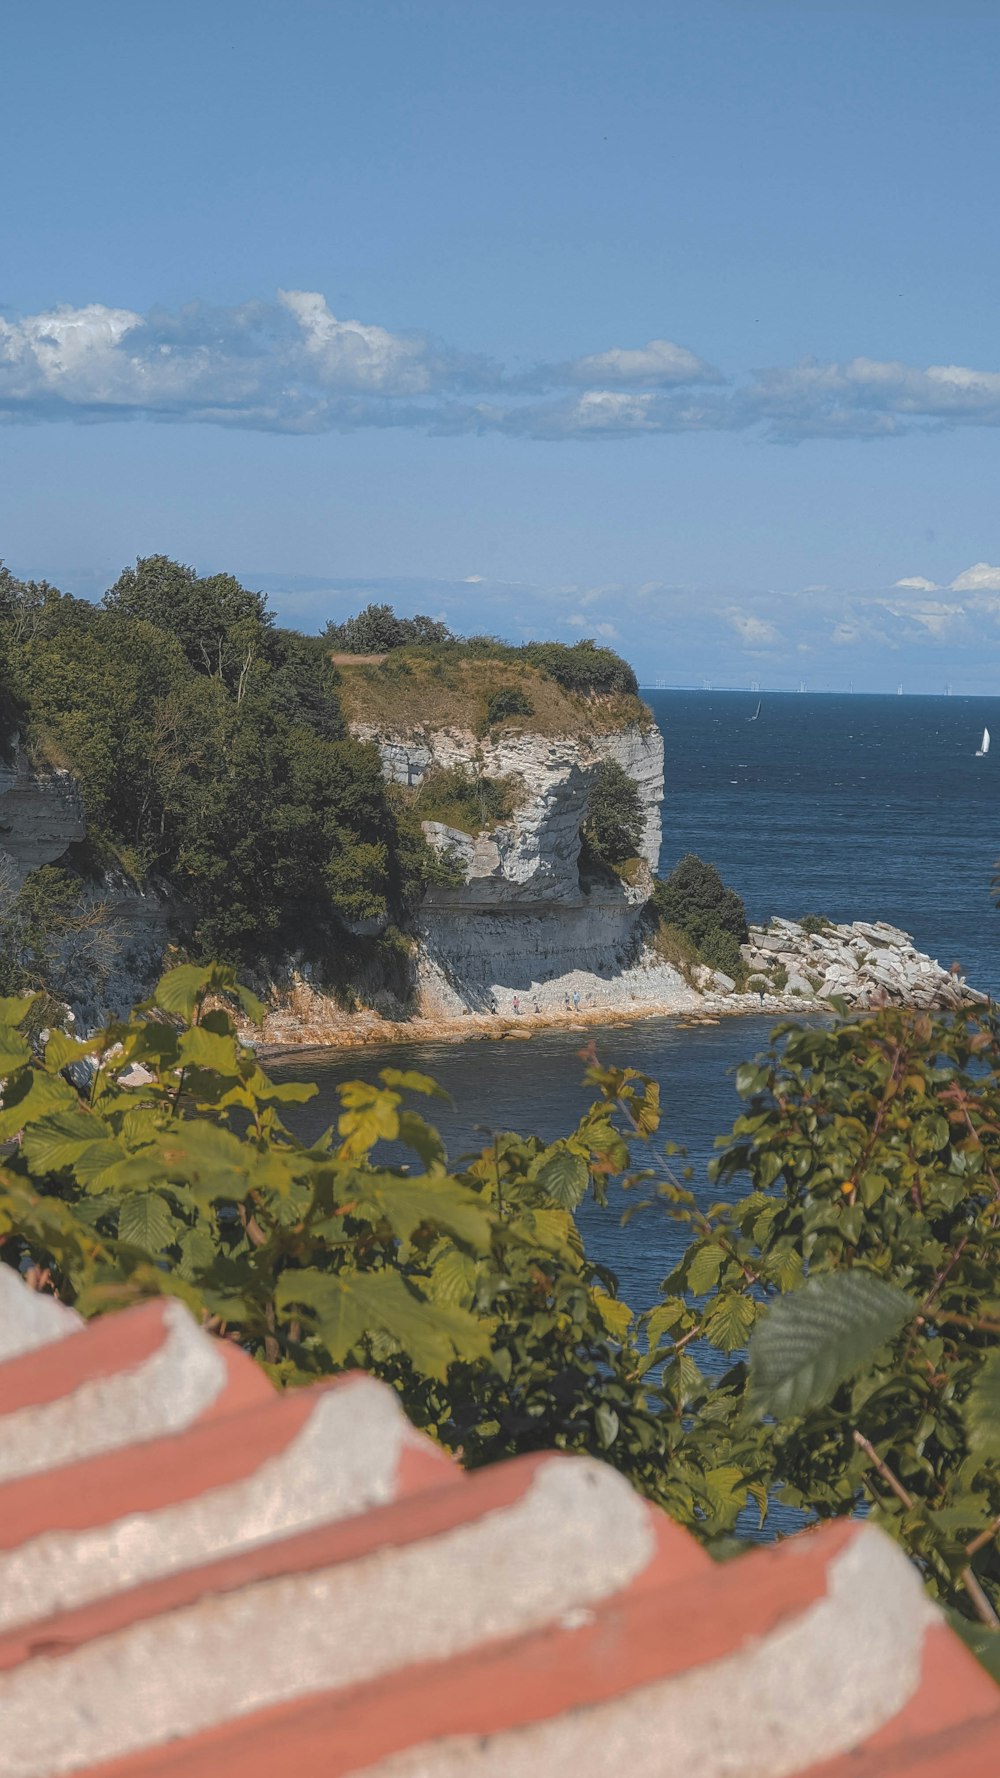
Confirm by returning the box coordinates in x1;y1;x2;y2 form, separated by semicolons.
3;968;1000;1654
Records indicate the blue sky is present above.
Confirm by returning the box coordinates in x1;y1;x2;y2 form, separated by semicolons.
4;0;1000;690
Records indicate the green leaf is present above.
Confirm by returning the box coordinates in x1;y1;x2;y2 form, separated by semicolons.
0;994;41;1025
117;1192;178;1254
0;1069;77;1141
21;1108;113;1175
178;1024;241;1076
595;1402;620;1447
735;1063;768;1098
964;1349;1000;1458
153;964;217;1021
644;1299;687;1348
232;981;267;1026
748;1270;917;1421
43;1030;106;1073
347;1173;492;1250
337;1081;401;1155
396;1109;448;1173
703;1290;756;1352
687;1241;726;1296
593;1290;633;1340
532;1145;589;1209
378;1067;451;1102
426;1244;480;1309
275;1268;490;1378
699;1464;747;1518
0;1023;32;1076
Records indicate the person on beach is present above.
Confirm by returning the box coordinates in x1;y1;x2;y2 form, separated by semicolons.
573;989;580;1012
564;992;571;1012
512;994;520;1015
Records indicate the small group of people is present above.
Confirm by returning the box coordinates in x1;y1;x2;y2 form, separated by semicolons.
492;987;583;1016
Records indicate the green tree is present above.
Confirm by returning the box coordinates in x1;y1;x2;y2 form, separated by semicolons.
652;854;748;948
104;557;271;695
325;604;453;653
582;759;644;866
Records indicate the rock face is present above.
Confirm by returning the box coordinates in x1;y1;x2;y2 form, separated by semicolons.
0;743;85;890
0;738;174;1027
740;917;979;1012
352;720;667;1013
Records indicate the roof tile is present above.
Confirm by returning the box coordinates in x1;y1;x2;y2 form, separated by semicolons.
0;1276;995;1778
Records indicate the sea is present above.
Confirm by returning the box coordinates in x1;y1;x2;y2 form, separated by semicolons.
272;691;1000;1320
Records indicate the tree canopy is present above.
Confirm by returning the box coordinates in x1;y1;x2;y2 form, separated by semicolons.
0;561;435;976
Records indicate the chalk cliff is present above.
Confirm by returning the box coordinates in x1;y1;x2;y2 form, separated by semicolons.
351;717;673;1015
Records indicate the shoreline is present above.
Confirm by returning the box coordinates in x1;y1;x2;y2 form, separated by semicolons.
253;984;927;1061
252;920;985;1062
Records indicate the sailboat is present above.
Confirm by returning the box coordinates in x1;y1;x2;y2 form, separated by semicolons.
976;727;990;758
748;700;761;722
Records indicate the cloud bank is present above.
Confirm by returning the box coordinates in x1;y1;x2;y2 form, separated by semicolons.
232;566;1000;694
5;289;1000;443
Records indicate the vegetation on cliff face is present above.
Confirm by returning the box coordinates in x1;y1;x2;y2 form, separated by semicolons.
410;765;519;835
581;758;645;868
0;565;648;991
650;853;749;981
4;965;1000;1661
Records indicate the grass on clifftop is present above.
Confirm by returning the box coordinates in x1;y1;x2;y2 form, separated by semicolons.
334;652;650;739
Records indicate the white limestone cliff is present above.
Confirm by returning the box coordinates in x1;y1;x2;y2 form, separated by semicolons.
350;719;673;1014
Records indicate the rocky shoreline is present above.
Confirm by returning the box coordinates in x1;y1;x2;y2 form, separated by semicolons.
255;916;984;1056
736;915;983;1012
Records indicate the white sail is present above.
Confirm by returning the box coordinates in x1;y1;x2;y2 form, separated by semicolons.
976;727;990;757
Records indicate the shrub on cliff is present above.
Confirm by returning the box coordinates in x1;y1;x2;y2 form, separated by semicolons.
652;854;748;947
522;639;638;698
582;759;644;867
324;603;454;653
413;765;516;835
485;685;533;726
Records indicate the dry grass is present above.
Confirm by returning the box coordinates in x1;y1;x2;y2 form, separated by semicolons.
648;919;704;987
334;655;650;739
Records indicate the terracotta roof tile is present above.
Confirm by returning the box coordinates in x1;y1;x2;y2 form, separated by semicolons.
0;1276;996;1778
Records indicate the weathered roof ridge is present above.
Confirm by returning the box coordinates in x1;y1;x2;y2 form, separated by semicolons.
0;1274;996;1778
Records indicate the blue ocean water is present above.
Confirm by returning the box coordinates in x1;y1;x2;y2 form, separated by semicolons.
272;692;1000;1315
651;690;1000;997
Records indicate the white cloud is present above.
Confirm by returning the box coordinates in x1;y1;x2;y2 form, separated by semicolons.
277;290;432;395
880;598;966;637
561;339;718;387
950;562;1000;592
894;576;940;591
5;291;1000;448
726;608;781;648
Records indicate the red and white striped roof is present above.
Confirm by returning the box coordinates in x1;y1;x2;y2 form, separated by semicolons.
1;1272;997;1778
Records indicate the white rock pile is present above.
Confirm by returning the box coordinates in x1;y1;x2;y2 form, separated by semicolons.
739;916;984;1011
